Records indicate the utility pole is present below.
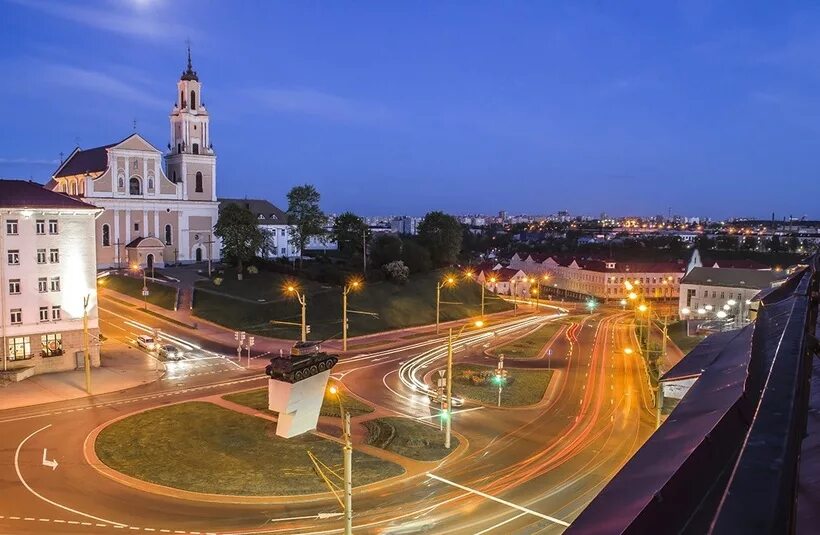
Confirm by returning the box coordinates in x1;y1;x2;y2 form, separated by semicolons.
343;411;353;535
204;238;215;277
83;294;91;394
362;230;367;278
436;283;441;334
445;328;454;449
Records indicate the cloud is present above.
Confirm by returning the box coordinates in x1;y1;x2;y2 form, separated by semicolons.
0;157;59;166
249;88;393;125
39;63;165;109
8;0;196;43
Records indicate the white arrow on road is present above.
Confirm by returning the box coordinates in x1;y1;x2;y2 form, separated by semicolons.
41;448;58;470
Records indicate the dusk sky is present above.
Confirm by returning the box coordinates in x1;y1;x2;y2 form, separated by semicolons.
1;0;819;219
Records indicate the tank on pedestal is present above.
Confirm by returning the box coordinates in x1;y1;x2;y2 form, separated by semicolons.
265;341;339;383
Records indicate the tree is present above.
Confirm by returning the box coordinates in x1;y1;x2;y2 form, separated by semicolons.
418;211;463;266
400;239;432;273
331;211;370;259
286;184;327;266
370;234;403;267
383;260;409;284
214;203;267;280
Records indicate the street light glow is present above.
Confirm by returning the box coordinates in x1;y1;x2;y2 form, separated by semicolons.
727;299;737;306
681;307;691;315
624;348;633;355
638;304;648;312
628;292;638;300
328;385;339;395
474;320;484;328
716;310;728;319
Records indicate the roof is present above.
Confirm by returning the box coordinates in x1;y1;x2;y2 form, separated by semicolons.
709;258;770;269
0;179;98;210
680;266;787;289
491;267;524;282
219;198;288;224
125;236;164;248
53;143;116;178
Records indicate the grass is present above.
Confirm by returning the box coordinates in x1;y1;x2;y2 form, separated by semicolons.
489;321;563;359
452;363;553;407
101;274;177;310
362;417;457;461
193;269;514;340
666;320;707;355
95;402;402;495
222;388;375;418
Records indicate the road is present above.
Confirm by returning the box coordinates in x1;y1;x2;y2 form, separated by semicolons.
0;297;655;534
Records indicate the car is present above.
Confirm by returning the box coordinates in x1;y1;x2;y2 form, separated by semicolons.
426;390;464;408
136;335;156;351
158;344;182;360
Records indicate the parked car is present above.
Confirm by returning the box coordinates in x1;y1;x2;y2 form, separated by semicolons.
136;335;156;351
158;344;182;360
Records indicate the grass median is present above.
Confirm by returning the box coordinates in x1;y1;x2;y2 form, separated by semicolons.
223;388;375;418
95;402;402;496
363;417;457;461
100;274;177;310
489;321;563;359
452;363;553;407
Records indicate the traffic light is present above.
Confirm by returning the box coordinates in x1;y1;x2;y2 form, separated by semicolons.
440;409;450;421
493;369;508;385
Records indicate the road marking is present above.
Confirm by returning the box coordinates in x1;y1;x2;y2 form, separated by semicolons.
413;406;484;420
15;424;128;527
426;473;570;527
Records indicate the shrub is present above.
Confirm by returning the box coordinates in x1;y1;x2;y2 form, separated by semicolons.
383;260;409;284
213;277;223;286
247;265;259;275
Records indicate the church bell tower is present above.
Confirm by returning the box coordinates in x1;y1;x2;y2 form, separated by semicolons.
165;46;216;201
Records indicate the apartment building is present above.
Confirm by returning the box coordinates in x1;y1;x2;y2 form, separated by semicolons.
0;180;101;380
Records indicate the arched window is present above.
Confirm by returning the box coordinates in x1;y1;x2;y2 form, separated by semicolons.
129;177;142;195
165;224;172;245
148;177;154;190
102;224;110;246
195;172;203;192
118;175;124;189
190;90;196;110
70;182;77;195
180;90;184;108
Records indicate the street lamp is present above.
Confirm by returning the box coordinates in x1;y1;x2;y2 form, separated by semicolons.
328;384;353;535
131;263;148;310
342;279;362;351
444;319;484;449
286;284;307;342
464;270;487;319
436;275;457;334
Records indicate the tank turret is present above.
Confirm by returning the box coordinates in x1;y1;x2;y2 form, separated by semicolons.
265;341;338;383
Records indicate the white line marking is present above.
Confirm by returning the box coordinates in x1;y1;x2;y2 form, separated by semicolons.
15;424;127;527
474;512;527;534
413;406;484;420
426;473;570;527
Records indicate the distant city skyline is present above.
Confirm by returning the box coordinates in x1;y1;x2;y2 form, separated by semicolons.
2;1;820;218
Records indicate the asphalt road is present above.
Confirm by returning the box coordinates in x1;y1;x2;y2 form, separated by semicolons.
0;298;654;534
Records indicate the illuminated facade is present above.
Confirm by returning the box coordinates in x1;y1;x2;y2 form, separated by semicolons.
46;48;220;269
0;180;101;379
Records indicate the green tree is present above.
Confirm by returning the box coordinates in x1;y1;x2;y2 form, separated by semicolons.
400;239;433;273
370;234;403;267
331;211;371;259
286;184;327;266
418;211;463;266
214;203;267;280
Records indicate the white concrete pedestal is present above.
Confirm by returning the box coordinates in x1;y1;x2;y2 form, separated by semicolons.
268;370;331;438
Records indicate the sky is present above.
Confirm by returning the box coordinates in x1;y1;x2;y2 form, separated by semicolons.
1;0;819;219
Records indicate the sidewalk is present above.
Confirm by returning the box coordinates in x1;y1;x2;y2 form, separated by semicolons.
0;341;163;411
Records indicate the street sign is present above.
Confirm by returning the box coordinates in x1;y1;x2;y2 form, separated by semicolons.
141;289;149;296
438;369;446;378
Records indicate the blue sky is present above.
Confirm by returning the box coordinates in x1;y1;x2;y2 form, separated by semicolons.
1;0;819;219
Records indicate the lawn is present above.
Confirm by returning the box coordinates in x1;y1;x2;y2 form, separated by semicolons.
100;274;177;310
489;321;563;359
222;387;375;418
452;363;553;407
362;417;457;461
193;269;513;340
95;402;403;495
666;320;707;355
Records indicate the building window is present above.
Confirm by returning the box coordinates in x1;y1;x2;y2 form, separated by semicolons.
39;307;49;322
50;277;60;292
165;224;172;245
41;333;63;357
148;177;154;190
118;175;124;189
49;248;60;263
195;172;203;192
37;249;46;264
10;309;22;325
129;177;142;195
51;306;61;321
192;143;199;155
6;219;18;235
172;170;177;181
280;229;285;236
7;336;31;361
7;250;19;265
35;220;45;234
8;279;20;294
102;224;110;246
134;222;140;232
280;247;287;256
190;89;196;109
38;277;47;293
48;220;58;234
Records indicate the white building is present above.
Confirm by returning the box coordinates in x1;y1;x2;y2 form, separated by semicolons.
475;267;529;296
1;180;101;380
678;267;786;320
390;216;421;235
46;48;220;270
218;199;300;258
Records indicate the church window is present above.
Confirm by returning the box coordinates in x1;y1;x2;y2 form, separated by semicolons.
195;172;203;192
148;177;154;190
129;177;142;195
165;225;172;245
180;90;184;108
177;143;181;154
102;224;110;246
192;143;199;155
190;90;196;110
118;175;124;189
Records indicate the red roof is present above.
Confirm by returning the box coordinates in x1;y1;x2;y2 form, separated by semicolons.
491;267;523;282
0;180;98;210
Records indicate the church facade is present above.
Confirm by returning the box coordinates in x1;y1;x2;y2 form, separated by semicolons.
46;50;220;270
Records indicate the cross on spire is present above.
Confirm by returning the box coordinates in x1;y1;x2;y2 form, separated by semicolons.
181;39;199;81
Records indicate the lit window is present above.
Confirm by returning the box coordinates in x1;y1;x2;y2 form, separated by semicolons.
8;279;20;294
51;306;61;321
41;333;63;357
37;249;46;264
7;336;31;360
38;277;47;293
36;220;45;234
50;277;60;292
49;249;59;263
6;220;18;235
7;250;19;265
39;307;49;322
48;220;58;234
10;308;22;325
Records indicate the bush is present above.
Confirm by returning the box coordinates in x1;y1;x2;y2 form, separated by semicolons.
401;239;433;273
383;260;409;284
454;369;514;387
247;265;259;275
213;277;223;286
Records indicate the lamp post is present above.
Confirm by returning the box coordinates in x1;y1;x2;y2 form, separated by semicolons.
444;319;484;449
83;294;92;394
287;285;307;342
328;385;353;535
246;335;254;368
131;263;148;310
464;271;486;319
436;275;456;334
342;279;362;351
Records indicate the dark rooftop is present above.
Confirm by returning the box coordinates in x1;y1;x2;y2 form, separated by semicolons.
0;179;98;210
219;198;288;225
681;266;786;289
53;143;115;178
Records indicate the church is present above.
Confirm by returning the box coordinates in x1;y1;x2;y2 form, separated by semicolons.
46;49;221;270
